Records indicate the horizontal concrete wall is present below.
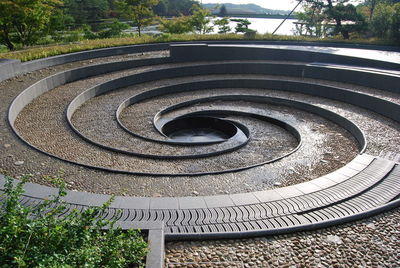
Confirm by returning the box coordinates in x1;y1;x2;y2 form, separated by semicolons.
0;43;169;83
9;57;169;125
304;64;400;93
170;44;400;94
20;43;168;74
170;44;400;71
0;59;22;81
1;41;399;83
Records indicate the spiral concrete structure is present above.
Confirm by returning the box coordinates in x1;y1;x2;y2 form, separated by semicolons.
1;42;399;245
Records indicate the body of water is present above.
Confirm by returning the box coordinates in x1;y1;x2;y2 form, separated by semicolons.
128;17;299;36
212;17;298;35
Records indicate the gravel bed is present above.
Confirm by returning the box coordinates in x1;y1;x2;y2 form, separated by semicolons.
0;55;398;197
0;50;398;268
12;71;359;194
165;208;400;268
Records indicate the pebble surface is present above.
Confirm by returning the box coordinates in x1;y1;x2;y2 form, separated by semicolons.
2;53;362;196
165;208;400;267
0;52;399;197
0;47;399;267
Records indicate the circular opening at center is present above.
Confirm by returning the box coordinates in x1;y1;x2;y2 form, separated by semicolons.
162;116;237;143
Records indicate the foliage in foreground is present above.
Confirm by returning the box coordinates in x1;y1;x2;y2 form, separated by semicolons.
1;33;398;63
0;176;148;267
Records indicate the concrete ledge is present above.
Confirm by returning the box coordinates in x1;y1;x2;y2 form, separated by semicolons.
0;154;374;210
1;158;399;243
66;78;369;157
1;40;399;83
0;59;21;81
170;44;400;71
165;198;400;241
0;43;169;83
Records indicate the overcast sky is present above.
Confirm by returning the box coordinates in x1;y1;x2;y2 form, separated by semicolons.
200;0;298;11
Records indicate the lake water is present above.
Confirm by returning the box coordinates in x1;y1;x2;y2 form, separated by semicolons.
212;17;298;36
130;17;299;36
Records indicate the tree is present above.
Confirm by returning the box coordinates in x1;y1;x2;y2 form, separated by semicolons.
391;2;400;40
164;0;198;16
219;4;228;17
116;0;159;36
371;2;400;40
0;1;16;50
46;8;75;42
63;0;109;25
329;3;366;38
158;16;193;34
363;0;381;21
189;5;213;34
298;0;365;39
295;2;325;36
154;0;168;16
214;17;231;34
0;0;61;50
231;18;255;33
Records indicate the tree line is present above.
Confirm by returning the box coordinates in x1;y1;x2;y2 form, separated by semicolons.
0;0;198;50
294;0;400;41
0;0;399;51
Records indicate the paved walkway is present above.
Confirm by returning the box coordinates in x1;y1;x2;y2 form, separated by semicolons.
219;44;400;65
1;154;399;240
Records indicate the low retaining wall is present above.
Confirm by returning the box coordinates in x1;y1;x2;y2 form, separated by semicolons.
170;43;400;71
0;43;168;82
1;41;399;83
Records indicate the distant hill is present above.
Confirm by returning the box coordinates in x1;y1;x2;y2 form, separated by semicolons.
202;3;291;15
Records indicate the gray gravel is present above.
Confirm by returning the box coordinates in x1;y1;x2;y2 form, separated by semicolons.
0;50;399;267
12;71;359;194
0;55;398;197
165;208;400;267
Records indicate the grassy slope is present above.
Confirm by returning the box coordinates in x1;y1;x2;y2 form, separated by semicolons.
0;34;397;62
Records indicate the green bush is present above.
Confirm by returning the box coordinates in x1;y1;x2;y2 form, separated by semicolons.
0;175;148;267
63;29;85;43
98;20;130;39
371;2;400;41
158;16;194;34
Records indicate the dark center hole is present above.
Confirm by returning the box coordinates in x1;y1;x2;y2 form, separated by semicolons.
162;116;237;142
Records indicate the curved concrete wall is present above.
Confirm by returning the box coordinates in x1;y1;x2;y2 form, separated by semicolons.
0;43;168;82
2;42;400;242
1;41;399;83
170;44;400;71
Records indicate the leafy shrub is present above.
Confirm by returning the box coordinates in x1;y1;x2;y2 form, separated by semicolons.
158;16;194;34
231;19;255;34
214;18;231;34
371;2;400;41
0;175;148;267
83;25;100;40
83;20;130;40
98;20;130;39
63;29;85;43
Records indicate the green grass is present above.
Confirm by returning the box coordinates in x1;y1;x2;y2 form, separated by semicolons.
0;45;8;53
0;33;398;62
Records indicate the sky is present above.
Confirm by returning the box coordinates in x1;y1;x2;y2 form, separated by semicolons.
200;0;298;11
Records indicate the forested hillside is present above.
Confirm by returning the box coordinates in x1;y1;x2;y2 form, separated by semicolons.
62;0;200;25
202;3;290;15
